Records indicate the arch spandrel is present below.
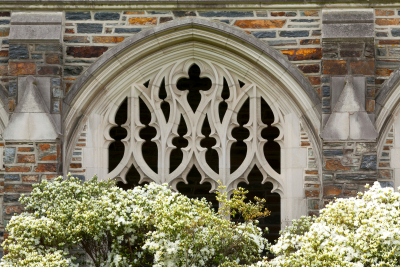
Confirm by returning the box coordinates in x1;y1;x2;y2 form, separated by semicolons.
63;19;321;225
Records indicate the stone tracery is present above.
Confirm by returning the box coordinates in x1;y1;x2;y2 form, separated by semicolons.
107;59;282;192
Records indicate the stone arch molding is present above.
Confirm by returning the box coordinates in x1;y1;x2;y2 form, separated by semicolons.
63;18;321;224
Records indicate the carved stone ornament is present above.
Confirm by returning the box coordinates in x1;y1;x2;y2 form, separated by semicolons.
105;58;283;193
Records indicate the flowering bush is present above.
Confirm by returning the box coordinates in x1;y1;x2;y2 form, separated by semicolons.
252;182;400;267
1;176;269;267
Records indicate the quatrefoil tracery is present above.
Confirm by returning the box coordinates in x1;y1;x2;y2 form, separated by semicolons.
106;59;283;192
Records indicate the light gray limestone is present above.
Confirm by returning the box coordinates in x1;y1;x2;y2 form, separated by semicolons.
18;76;51;112
322;76;377;140
3;76;59;141
9;12;62;43
322;9;374;39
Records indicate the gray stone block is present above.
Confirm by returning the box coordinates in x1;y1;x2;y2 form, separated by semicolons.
291;19;318;22
322;86;330;97
267;39;296;46
9;25;62;42
360;155;377;170
322;10;373;23
5;175;20;181
11;12;62;25
279;31;309;37
336;174;376;180
94;12;120;20
4;148;15;164
36;44;60;51
31;54;43;59
252;31;276;38
380;182;394;188
8;82;16;97
51;78;61;86
198;11;253;17
4;195;20;202
172;11;196;17
323;150;343;156
66;12;91;20
0;20;9;25
115;28;141;33
322;23;373;39
9;44;29;59
77;23;103;33
349;112;378;140
64;66;84;76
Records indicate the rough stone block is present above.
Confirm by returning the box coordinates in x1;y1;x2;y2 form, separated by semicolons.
376;18;400;25
350;61;374;75
160;17;173;23
301;11;319;17
35;163;57;172
5;205;24;215
115;28;142;33
336;174;376;180
36;44;60;51
51;78;61;86
308;199;319;209
38;66;61;75
360;155;377;170
280;48;321;61
305;190;319;197
380;181;394;188
9;44;28;59
199;11;253;17
64;66;83;76
31;54;43;59
4;195;20;202
5;166;30;172
66;46;108;58
300;39;320;45
128;17;157;25
45;53;61;64
267;40;296;46
63;36;89;43
375;10;395;16
308;76;321;85
322;60;347;75
94;12;120;21
234;19;286;29
38;143;58;161
324;159;350;171
5;174;19;181
322;86;330;97
18;147;33;152
52;88;63;98
93;36;124;43
323;185;342;197
279;31;309;37
8;82;16;97
379;169;392;179
77;23;103;33
298;64;320;73
5;147;16;164
65;12;91;20
17;154;35;163
9;25;62;42
9;62;35;75
252;31;276;38
22;175;39;183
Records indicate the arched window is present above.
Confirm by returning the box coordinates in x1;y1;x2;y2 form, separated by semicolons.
107;60;282;241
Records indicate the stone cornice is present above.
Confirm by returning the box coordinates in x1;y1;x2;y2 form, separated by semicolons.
3;0;400;10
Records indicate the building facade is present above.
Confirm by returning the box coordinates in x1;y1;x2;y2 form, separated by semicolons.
1;0;400;249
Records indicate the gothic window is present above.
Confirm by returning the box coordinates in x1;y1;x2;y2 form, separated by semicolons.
107;59;282;228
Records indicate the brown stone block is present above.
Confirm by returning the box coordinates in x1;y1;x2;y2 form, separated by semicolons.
324;159;350;171
281;48;322;61
17;154;35;163
322;60;347;75
303;11;319;16
308;76;321;85
323;185;342;197
45;174;57;180
35;163;57;172
66;82;73;92
124;11;145;14
379;40;400;45
0;12;10;16
5;205;24;215
9;62;35;76
234;19;286;29
376;68;393;77
160;17;173;24
65;28;75;34
379;169;392;179
0;65;8;76
8;99;15;112
306;170;318;175
298;64;320;74
375;18;400;25
18;147;34;152
93;36;125;43
46;54;60;64
38;66;61;75
0;50;8;57
70;163;82;169
305;190;319;197
66;46;108;58
340;51;362;57
271;12;285;16
350;61;374;75
375;10;395;16
343;190;357;197
5;166;30;172
40;154;57;161
386;139;393;144
76;144;86;147
300;39;320;45
39;144;51;151
63;36;89;43
0;29;9;37
5;184;33;193
366;100;375;112
22;175;39;183
379;163;390;167
301;141;311;146
128;17;157;25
